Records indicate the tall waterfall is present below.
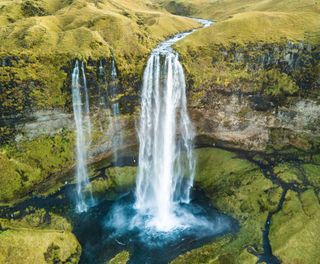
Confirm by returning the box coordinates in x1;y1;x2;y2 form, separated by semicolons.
71;60;93;213
135;38;195;231
105;19;234;250
109;58;123;165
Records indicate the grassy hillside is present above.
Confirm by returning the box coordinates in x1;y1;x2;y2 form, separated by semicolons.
161;0;320;108
158;0;320;44
0;0;199;58
0;0;199;114
160;0;320;20
178;10;320;46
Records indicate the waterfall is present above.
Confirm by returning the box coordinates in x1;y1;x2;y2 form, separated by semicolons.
135;40;195;231
109;57;123;165
71;60;93;213
98;60;108;109
104;19;233;247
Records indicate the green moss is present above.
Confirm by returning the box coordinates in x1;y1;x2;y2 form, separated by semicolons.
109;251;130;264
269;189;320;263
0;229;80;264
87;166;137;199
273;163;303;185
255;69;299;97
304;164;320;188
0;131;74;204
0;209;72;231
171;236;233;264
0;54;70;114
106;166;137;189
0;210;80;264
195;148;280;218
171;148;281;263
0;150;41;202
13;132;75;176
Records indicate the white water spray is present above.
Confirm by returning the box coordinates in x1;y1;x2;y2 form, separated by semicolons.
71;60;93;213
134;27;200;231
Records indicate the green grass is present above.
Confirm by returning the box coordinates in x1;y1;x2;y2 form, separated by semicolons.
0;210;80;264
269;189;320;264
178;11;320;46
174;148;281;263
0;0;199;58
0;0;199;119
160;0;320;22
0;131;74;204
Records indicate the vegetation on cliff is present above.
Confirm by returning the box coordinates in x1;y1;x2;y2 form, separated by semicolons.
169;0;320;103
0;131;74;204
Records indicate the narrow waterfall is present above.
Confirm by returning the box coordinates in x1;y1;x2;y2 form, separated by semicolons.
98;60;108;109
71;60;93;213
135;41;195;231
109;58;123;165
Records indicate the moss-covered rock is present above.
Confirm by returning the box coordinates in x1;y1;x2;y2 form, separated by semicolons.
108;251;130;264
0;210;81;264
0;230;81;264
195;148;281;218
0;131;74;204
269;189;320;263
86;166;137;199
106;166;137;190
304;164;320;189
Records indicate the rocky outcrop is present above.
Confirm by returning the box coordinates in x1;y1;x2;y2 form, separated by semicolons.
192;92;320;151
186;41;320;152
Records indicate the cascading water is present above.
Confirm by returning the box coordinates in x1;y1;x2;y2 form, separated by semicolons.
130;20;215;232
71;60;93;213
135;49;195;231
109;58;123;165
104;19;236;262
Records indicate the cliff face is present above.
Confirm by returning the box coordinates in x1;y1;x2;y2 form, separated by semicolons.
0;56;140;204
1;40;320;204
181;41;320;152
